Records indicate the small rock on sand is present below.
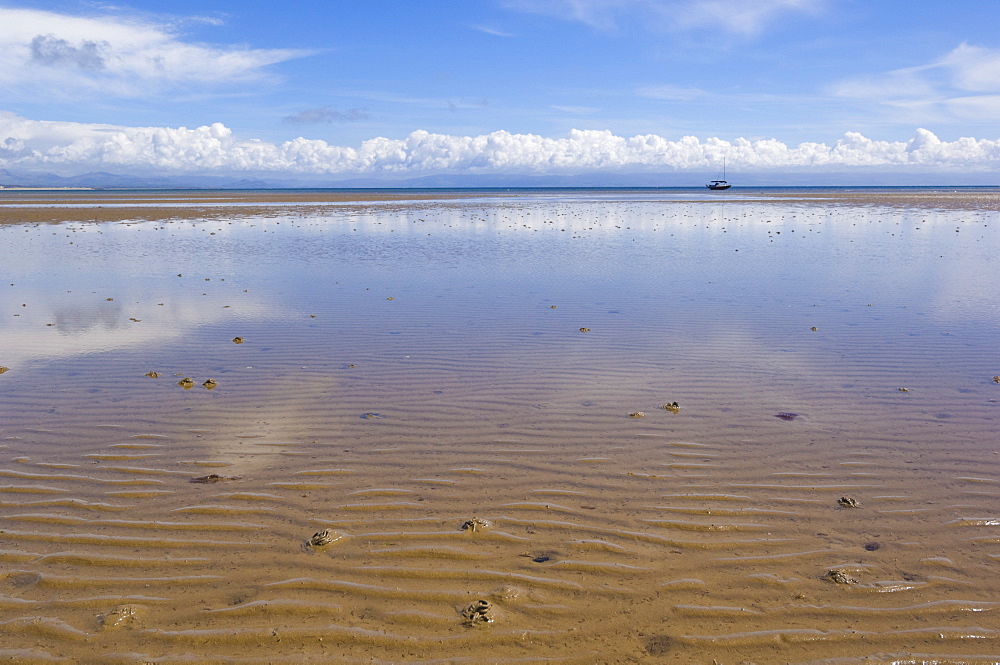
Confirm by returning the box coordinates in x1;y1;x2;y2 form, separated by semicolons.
823;569;857;584
306;528;344;549
190;474;242;484
461;517;491;532
461;599;496;626
98;604;145;631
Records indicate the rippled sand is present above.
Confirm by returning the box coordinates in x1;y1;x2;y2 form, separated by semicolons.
1;188;999;663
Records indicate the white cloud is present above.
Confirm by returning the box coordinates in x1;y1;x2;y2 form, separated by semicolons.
500;0;625;29
831;43;1000;124
470;24;517;37
672;0;825;34
0;8;308;98
946;94;1000;120
829;66;937;101
2;111;999;176
938;43;1000;93
501;0;829;35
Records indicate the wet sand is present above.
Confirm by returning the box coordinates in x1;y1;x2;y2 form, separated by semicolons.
1;188;999;663
747;186;1000;211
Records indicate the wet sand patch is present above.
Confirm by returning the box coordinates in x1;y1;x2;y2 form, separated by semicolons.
0;188;998;662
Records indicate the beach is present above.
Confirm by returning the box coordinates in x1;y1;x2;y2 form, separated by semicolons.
1;187;998;663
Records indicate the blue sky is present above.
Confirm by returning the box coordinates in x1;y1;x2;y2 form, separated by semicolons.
2;0;1000;182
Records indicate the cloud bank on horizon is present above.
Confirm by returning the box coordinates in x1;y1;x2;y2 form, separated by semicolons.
2;113;996;177
1;2;999;181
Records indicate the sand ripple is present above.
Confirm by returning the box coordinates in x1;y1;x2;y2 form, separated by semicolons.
1;192;998;662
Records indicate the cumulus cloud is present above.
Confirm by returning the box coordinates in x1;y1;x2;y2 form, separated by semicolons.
501;0;829;35
284;107;369;124
1;111;998;177
0;8;308;98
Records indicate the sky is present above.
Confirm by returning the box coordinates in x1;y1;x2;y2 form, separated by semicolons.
1;0;999;183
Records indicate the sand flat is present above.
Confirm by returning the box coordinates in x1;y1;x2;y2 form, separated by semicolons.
1;188;998;663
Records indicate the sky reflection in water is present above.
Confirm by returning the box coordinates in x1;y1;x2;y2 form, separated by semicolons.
1;194;998;394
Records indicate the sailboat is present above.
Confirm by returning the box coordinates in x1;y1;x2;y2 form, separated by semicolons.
706;159;732;190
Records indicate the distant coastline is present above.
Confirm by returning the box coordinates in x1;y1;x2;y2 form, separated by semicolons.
2;166;999;191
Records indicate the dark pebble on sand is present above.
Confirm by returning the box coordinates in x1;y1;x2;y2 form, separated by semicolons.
644;635;674;656
190;474;242;483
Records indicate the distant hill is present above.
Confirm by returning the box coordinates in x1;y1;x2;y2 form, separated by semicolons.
0;168;279;189
1;167;994;189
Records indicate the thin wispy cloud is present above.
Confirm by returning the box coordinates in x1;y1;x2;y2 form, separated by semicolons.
344;90;469;110
0;8;309;98
449;98;490;110
939;43;1000;93
671;0;828;35
831;43;1000;123
636;84;710;101
551;105;600;114
284;107;369;124
946;94;1000;120
830;68;937;101
500;0;830;35
470;24;516;37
